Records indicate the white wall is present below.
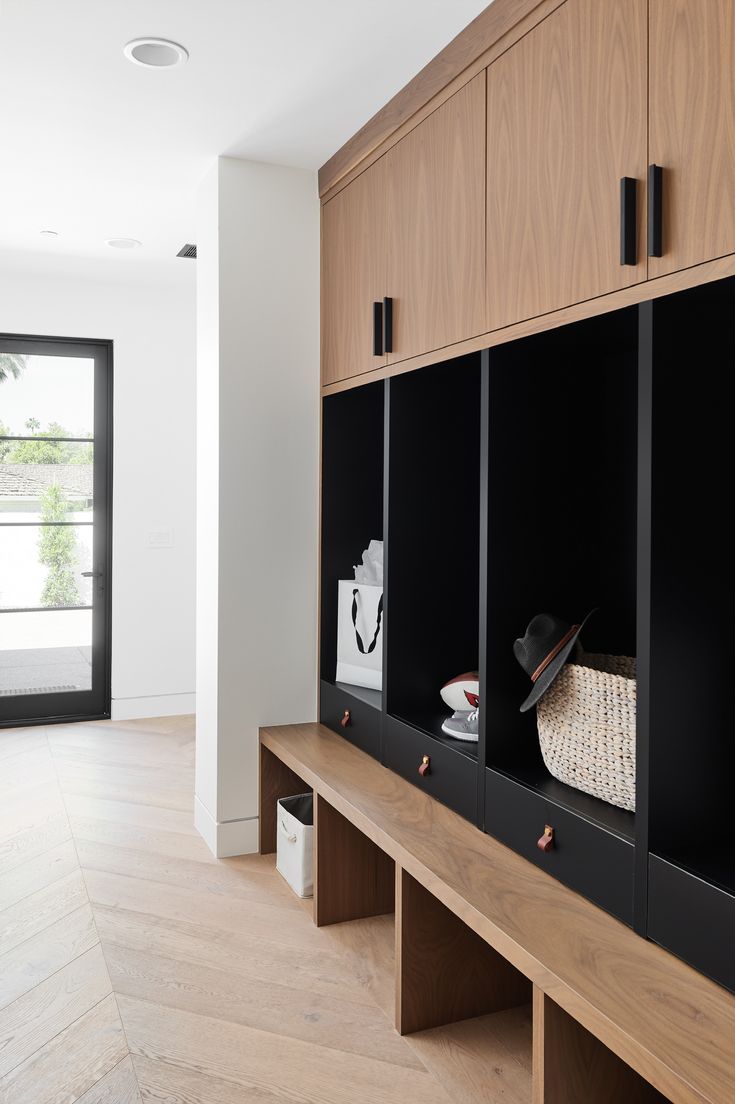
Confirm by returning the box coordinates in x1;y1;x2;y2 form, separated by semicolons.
195;157;319;857
0;252;196;719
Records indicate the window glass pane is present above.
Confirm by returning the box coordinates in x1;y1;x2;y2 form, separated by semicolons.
0;441;94;522
0;354;94;438
0;610;92;695
0;523;93;610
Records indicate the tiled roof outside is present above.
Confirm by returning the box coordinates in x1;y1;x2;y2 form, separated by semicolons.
0;463;93;498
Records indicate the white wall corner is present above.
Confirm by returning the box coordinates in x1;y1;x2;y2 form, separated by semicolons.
111;693;196;721
194;156;320;857
194;796;259;858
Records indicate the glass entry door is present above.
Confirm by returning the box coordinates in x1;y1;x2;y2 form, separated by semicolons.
0;336;112;725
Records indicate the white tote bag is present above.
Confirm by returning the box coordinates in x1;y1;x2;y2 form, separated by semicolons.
336;581;383;691
276;793;313;898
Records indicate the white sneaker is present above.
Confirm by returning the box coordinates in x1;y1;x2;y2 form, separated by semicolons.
441;707;479;742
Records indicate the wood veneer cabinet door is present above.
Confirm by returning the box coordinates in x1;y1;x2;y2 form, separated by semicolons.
385;73;486;363
649;0;735;277
486;0;647;330
321;156;387;386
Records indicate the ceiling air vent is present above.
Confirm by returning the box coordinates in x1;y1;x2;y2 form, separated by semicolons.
176;243;197;259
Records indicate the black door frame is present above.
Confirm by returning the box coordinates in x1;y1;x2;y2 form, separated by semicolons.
0;333;113;727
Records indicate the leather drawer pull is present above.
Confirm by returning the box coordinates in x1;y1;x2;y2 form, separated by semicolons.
419;755;431;777
340;710;351;728
537;825;555;853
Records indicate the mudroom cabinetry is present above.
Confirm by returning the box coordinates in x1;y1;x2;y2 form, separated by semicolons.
318;0;735;1003
321;75;486;385
648;0;735;277
485;0;648;328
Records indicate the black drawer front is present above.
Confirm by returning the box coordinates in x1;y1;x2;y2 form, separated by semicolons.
648;855;735;994
320;681;380;759
383;715;478;822
484;769;634;924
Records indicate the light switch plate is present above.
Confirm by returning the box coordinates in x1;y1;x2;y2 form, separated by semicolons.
146;528;173;548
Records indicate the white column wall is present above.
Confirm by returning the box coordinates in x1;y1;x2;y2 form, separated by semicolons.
195;157;319;857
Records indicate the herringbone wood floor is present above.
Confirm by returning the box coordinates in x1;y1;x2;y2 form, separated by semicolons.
0;716;532;1103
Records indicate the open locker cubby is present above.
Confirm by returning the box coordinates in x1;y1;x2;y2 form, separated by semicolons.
320;380;384;758
644;276;735;993
384;355;483;823
483;307;639;924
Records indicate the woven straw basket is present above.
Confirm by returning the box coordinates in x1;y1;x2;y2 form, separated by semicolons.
536;652;636;812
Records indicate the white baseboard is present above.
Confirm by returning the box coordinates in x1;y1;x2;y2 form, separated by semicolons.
111;692;196;721
194;795;259;858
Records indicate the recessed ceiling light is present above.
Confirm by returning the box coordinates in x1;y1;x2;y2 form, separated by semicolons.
40;230;58;237
106;238;142;250
123;38;188;68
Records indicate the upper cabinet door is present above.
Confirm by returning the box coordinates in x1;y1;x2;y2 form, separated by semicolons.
486;0;647;331
321;156;387;387
649;0;735;277
385;74;487;363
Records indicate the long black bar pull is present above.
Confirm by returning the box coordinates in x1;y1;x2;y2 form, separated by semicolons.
372;301;383;356
620;177;637;266
648;165;664;258
382;296;393;354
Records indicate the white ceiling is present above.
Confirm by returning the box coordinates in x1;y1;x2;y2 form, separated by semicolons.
0;0;489;274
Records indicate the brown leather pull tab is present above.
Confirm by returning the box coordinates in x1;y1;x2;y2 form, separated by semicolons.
537;825;555;853
418;755;431;777
340;710;351;728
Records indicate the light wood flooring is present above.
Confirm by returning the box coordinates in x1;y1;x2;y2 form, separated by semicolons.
0;716;532;1103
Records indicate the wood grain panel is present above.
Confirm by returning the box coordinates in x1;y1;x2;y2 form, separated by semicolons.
321;155;387;385
649;0;735;276
0;869;88;957
0;993;127;1104
486;0;647;329
532;987;668;1104
104;939;416;1068
259;743;309;855
0;945;111;1078
262;723;735;1104
119;994;454;1104
397;868;530;1035
318;0;555;195
76;1056;141;1104
0;839;78;912
314;794;394;926
408;1008;533;1104
0;905;98;1011
321;251;735;397
386;74;487;362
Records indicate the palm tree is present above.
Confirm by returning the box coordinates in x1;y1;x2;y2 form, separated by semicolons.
0;353;27;383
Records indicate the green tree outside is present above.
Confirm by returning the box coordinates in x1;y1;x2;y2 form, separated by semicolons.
38;484;81;607
0;352;26;383
5;421;92;465
0;419;11;461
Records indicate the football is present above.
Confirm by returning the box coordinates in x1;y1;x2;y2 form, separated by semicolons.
440;671;479;712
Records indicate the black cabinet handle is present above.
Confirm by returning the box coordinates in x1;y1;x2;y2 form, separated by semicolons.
620;177;637;266
648;164;664;257
372;301;383;356
382;296;393;354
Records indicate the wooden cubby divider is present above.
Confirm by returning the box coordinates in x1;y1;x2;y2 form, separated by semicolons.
258;743;310;855
396;867;530;1035
314;794;395;927
532;988;669;1104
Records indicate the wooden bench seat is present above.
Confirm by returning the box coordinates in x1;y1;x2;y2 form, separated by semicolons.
260;723;735;1104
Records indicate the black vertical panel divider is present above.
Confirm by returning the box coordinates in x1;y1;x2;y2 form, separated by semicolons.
635;301;654;935
644;276;735;993
477;351;490;826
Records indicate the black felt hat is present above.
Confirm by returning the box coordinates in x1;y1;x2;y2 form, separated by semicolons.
514;610;595;713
